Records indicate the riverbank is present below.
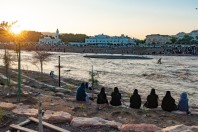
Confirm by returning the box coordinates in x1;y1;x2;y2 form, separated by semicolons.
0;66;198;131
1;43;198;56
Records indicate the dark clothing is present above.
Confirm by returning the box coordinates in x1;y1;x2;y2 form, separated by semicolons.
110;91;122;106
97;91;108;104
76;83;86;101
144;89;158;108
178;92;189;112
130;92;141;109
161;92;177;112
85;82;88;89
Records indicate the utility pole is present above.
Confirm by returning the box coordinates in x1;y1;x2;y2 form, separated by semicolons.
17;42;21;102
38;94;43;132
58;56;60;87
91;65;94;98
4;47;8;85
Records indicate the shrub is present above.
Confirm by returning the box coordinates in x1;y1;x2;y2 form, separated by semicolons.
0;108;6;121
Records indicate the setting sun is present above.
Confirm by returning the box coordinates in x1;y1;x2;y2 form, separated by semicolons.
12;26;22;35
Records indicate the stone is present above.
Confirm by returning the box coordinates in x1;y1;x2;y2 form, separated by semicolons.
27;80;38;88
43;110;72;123
54;87;71;94
119;124;161;132
162;124;198;132
191;126;198;131
191;109;198;115
71;117;122;128
12;104;38;117
0;102;17;110
172;111;187;115
55;92;65;97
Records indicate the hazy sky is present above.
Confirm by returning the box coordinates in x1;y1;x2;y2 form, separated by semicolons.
1;0;198;39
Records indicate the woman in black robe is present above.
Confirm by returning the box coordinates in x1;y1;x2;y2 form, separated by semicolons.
161;91;177;112
97;87;108;104
130;89;141;109
110;87;122;106
144;89;158;108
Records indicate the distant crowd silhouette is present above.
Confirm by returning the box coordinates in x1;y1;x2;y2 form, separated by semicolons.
76;82;190;114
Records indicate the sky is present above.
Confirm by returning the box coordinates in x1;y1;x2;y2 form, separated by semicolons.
1;0;198;39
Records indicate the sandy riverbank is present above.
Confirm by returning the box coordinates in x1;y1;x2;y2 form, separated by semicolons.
0;66;198;131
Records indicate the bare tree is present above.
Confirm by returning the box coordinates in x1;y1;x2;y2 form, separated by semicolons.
0;21;17;85
33;51;52;75
2;49;16;85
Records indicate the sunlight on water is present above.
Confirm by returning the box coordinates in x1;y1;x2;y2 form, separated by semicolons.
0;50;198;105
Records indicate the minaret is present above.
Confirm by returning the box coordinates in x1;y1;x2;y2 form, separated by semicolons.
56;29;59;39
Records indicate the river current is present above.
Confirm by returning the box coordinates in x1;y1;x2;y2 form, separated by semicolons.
0;50;197;105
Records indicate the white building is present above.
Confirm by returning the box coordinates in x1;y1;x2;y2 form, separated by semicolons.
174;32;186;39
174;30;198;40
39;29;61;45
189;30;198;40
146;34;171;44
85;34;136;46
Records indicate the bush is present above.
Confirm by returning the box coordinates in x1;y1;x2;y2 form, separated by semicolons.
0;108;6;121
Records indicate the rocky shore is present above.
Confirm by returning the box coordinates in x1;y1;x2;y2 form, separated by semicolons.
0;66;198;131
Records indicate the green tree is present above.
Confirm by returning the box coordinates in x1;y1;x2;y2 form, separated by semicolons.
135;39;145;45
20;30;43;42
196;36;198;40
0;21;17;85
182;35;193;44
88;66;99;97
2;49;15;85
60;33;89;43
170;37;177;44
0;21;25;102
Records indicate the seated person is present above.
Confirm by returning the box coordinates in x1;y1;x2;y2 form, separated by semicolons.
178;92;190;114
144;89;158;108
97;87;108;105
161;91;177;112
85;82;88;89
130;89;141;109
110;87;122;106
50;71;54;78
76;83;87;101
88;83;93;90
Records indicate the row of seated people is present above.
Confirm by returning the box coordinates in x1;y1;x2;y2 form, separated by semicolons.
76;83;190;114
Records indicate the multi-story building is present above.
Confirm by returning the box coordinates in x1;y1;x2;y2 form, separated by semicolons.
189;30;198;39
85;34;136;46
174;32;186;39
145;34;171;44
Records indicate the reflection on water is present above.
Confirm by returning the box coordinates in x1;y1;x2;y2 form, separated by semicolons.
0;50;198;105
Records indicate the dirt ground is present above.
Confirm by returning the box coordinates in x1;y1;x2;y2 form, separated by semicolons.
0;66;198;131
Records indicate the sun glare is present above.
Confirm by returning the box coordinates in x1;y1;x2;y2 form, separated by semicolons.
12;26;22;35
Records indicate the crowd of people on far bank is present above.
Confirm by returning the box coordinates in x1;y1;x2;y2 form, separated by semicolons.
76;82;191;114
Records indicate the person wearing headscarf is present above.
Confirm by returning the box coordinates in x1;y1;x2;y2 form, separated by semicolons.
178;92;190;114
161;91;177;112
130;89;141;109
76;83;87;101
110;87;122;106
144;89;158;108
97;87;108;104
85;82;88;89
